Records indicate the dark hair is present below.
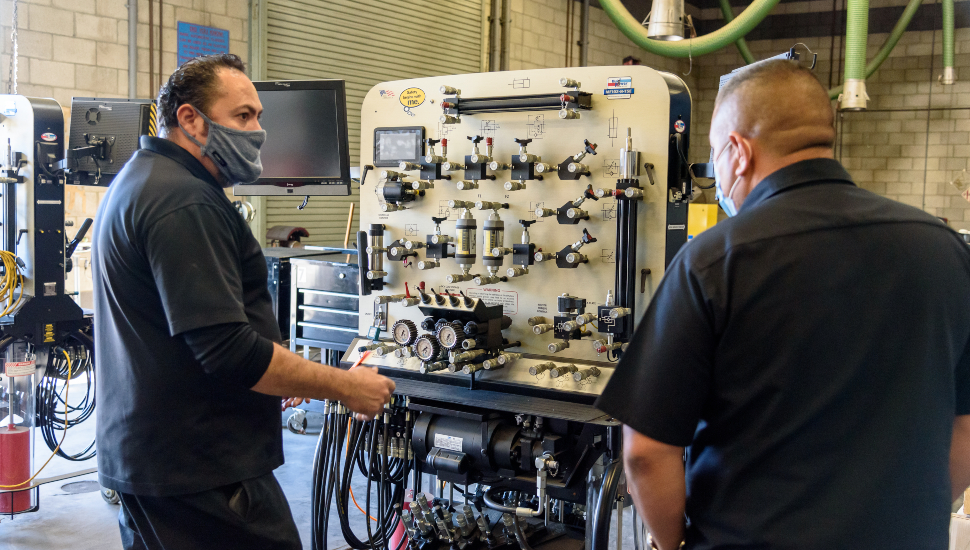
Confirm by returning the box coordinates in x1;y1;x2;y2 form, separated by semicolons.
157;53;247;131
622;56;641;65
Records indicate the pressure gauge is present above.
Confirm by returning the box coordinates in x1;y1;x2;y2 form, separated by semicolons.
391;320;418;346
435;322;466;350
414;335;442;362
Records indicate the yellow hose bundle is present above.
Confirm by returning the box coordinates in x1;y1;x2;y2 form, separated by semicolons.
0;250;24;317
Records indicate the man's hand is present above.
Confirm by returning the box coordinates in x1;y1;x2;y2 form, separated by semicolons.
341;366;396;421
281;397;310;411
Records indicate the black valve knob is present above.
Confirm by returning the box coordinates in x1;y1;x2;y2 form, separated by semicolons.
582;228;597;244
584;139;598;155
467;135;483;143
583;184;598;201
432;216;448;225
519;219;537;228
426;138;440;147
514;138;533;146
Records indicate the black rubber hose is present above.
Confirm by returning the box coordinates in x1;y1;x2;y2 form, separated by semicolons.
339;420;370;549
318;408;336;549
591;460;623;550
514;517;537;550
366;422;379;549
381;416;391;550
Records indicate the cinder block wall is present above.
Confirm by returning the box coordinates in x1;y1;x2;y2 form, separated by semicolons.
0;0;249;105
0;0;249;298
686;0;970;229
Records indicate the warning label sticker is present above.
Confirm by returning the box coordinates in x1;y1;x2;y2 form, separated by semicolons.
434;433;463;452
466;288;518;315
4;360;35;377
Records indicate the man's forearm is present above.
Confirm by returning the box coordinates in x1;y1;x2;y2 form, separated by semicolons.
250;343;348;402
624;428;686;550
951;415;970;500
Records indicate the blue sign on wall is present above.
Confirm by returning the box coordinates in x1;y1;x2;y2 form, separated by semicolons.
177;22;229;67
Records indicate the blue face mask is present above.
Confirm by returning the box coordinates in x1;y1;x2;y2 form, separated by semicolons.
713;143;740;217
180;106;266;185
715;177;740;217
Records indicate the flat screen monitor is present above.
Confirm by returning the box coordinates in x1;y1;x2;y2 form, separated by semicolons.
66;97;153;187
234;80;352;197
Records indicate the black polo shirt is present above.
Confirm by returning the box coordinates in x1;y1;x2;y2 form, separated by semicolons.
93;136;283;496
597;158;970;549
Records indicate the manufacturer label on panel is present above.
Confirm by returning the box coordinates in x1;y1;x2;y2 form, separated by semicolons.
605;77;634;99
434;433;463;452
40;132;57;142
4;360;35;377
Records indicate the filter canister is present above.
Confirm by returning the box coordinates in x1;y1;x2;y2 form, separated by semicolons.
0;426;32;513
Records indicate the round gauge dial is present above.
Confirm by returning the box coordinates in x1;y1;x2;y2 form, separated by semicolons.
391;320;418;346
414;335;442;362
436;322;466;350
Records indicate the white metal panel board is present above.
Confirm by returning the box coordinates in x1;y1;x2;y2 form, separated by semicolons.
356;66;686;396
263;0;484;245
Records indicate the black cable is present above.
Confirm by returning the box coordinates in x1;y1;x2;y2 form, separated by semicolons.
36;340;96;460
591;460;623;550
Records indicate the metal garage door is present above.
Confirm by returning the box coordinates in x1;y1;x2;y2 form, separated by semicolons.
259;0;485;246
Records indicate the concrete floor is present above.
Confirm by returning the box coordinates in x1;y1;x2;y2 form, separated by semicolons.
0;408;638;550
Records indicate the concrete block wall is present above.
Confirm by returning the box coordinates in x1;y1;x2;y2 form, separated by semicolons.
0;0;249;296
684;0;970;229
0;0;249;107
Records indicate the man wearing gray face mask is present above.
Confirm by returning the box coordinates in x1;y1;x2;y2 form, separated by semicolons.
92;54;396;549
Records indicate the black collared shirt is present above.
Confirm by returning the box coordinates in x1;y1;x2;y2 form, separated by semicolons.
597;158;970;549
93;136;282;496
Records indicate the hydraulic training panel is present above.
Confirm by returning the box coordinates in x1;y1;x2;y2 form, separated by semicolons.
330;67;691;550
346;66;691;408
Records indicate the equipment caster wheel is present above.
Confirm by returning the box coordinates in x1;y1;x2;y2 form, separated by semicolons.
101;486;120;505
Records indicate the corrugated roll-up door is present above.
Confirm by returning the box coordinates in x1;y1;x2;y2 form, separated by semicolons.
263;0;484;246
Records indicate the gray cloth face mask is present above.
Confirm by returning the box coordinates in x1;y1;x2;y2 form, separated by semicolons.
179;106;266;185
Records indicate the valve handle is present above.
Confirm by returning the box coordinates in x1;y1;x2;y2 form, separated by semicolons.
514;138;533;145
583;184;598;201
432;216;448;225
582;228;597;244
426;138;440;147
519;219;537;228
584;139;598;155
467;135;484;143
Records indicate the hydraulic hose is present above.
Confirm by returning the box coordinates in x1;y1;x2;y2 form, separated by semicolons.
591;460;623;550
828;0;923;99
718;0;755;64
942;0;955;84
841;0;870;110
512;516;537;550
483;487;519;514
598;0;780;58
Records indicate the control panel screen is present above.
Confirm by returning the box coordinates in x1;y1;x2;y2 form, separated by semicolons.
374;127;424;167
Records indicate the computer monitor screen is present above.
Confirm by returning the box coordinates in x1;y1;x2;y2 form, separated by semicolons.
235;80;352;196
66;98;153;187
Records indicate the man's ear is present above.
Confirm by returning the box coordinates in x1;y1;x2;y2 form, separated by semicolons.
730;132;754;178
176;104;207;140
